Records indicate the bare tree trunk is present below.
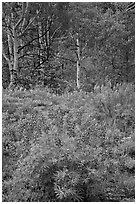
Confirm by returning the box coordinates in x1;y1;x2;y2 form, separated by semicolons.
9;28;19;89
3;14;19;90
43;17;51;86
76;33;81;90
45;17;51;62
3;26;15;90
3;2;40;90
37;21;44;67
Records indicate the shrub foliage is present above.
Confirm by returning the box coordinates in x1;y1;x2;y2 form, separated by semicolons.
2;83;135;202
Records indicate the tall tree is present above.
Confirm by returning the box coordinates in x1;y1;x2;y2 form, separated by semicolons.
2;2;41;89
54;3;97;90
2;2;134;91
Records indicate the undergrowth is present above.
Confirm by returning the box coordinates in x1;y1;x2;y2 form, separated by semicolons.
2;83;135;202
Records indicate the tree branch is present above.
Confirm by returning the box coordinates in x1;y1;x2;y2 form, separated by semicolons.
53;54;76;63
82;40;88;53
17;29;49;53
14;2;28;30
19;8;41;38
21;2;29;30
2;47;10;64
50;25;62;41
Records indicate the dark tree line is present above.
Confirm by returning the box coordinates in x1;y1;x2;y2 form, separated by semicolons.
2;2;135;92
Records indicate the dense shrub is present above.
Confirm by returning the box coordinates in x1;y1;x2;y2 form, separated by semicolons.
2;83;135;202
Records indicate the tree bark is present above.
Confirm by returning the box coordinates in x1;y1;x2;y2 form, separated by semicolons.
8;27;19;89
76;33;81;89
45;17;51;62
37;21;44;68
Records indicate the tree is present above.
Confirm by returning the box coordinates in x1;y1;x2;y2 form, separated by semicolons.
2;2;42;89
2;2;71;90
92;2;135;85
55;3;99;90
2;2;135;91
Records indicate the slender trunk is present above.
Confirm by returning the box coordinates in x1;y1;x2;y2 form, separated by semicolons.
7;30;13;62
38;21;44;68
5;15;19;90
5;29;14;89
43;17;52;87
45;17;50;62
9;28;19;89
76;33;81;89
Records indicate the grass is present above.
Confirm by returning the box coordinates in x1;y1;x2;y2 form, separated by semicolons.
2;83;135;202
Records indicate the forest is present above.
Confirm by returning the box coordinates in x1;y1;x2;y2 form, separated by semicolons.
2;2;135;202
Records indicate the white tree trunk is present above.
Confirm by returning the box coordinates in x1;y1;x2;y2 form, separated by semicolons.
37;21;44;67
8;27;19;89
45;17;51;62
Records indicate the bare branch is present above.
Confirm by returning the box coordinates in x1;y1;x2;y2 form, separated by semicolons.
82;40;88;53
69;32;79;48
2;47;10;64
81;55;88;61
50;25;62;41
19;9;41;38
53;54;76;63
17;30;49;53
21;2;29;30
14;3;28;29
14;18;23;30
